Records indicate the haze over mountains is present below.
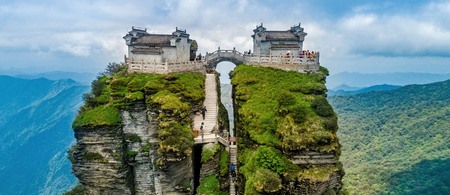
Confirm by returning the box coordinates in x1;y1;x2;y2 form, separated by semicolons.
0;75;88;195
327;72;450;89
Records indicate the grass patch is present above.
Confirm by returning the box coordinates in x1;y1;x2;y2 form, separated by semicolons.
196;175;227;195
72;105;121;129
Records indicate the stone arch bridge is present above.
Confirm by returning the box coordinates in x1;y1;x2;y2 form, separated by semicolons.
204;48;245;68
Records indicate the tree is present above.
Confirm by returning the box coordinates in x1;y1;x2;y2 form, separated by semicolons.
101;62;127;76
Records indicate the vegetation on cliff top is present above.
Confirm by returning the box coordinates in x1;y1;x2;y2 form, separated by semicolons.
231;65;341;194
72;64;205;159
328;79;450;194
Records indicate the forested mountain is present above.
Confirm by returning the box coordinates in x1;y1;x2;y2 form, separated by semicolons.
0;76;88;195
328;79;450;194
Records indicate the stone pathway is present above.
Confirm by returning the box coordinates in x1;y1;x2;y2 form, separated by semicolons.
192;73;238;195
194;73;218;143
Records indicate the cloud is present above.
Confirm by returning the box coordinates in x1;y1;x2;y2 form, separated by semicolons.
1;0;450;74
330;2;450;58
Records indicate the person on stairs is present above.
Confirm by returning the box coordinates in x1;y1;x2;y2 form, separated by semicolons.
200;122;204;139
230;163;236;182
201;106;207;120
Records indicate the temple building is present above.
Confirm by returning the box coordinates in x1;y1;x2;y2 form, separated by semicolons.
251;23;307;57
123;27;197;63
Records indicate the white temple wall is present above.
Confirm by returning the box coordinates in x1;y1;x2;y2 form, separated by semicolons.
131;53;162;63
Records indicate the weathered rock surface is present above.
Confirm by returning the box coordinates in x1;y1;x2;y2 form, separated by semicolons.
72;103;192;194
199;143;219;179
284;171;344;194
72;125;131;195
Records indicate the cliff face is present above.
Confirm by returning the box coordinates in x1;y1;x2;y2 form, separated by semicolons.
72;103;193;194
72;125;130;194
70;72;205;194
231;65;343;194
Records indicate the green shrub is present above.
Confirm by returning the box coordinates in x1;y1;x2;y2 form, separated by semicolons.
102;62;127;76
312;97;335;117
288;104;308;123
254;146;285;174
196;175;226;195
323;115;338;132
277;91;296;107
298;82;327;95
158;121;194;157
91;76;109;97
253;168;282;193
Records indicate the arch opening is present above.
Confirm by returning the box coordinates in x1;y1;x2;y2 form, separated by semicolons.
216;61;237;137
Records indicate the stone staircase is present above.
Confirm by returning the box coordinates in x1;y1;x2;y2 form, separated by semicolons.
193;73;239;194
194;73;218;143
229;145;238;195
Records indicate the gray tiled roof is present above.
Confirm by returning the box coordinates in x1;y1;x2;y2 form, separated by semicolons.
264;31;298;41
270;44;300;49
133;34;172;47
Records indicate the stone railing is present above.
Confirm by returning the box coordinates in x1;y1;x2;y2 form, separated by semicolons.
205;48;245;61
126;49;320;74
126;58;205;74
243;54;320;72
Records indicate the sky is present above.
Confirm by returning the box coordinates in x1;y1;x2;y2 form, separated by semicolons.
1;0;450;75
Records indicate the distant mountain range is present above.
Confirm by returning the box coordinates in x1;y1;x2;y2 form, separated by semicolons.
328;79;450;194
328;84;401;96
0;75;89;195
327;72;450;89
14;71;97;85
